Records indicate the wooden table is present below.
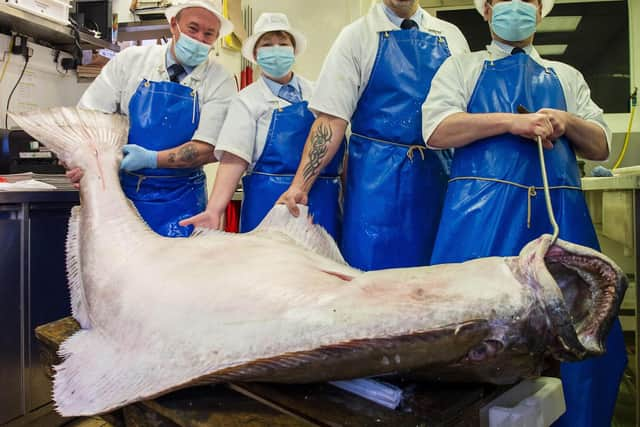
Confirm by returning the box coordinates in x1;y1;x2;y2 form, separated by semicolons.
36;317;510;427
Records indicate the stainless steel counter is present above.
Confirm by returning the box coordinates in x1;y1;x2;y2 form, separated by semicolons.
581;175;640;426
0;190;78;426
582;175;640;190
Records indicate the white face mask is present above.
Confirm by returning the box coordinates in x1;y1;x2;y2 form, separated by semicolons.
174;23;212;67
256;46;295;78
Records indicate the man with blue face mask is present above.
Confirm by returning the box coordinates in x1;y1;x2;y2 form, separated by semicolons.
421;0;627;426
277;0;469;271
72;0;236;237
180;12;343;238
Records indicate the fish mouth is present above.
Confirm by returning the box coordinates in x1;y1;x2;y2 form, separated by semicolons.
516;235;627;361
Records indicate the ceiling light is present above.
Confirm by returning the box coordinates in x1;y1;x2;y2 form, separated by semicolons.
535;44;568;55
537;16;582;32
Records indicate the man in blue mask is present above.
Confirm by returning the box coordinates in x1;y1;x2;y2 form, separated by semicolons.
277;0;469;271
421;1;627;426
69;0;237;237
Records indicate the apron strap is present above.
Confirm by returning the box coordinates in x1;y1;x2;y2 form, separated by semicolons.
449;176;582;229
123;170;201;192
351;131;428;162
251;170;340;180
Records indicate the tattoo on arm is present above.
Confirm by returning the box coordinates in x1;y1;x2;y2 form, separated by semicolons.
168;152;176;164
303;123;331;182
179;144;198;164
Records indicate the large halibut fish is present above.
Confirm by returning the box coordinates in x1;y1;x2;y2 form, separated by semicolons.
11;108;626;416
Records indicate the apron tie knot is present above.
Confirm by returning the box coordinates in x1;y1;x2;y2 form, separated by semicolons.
407;145;426;162
527;186;537;229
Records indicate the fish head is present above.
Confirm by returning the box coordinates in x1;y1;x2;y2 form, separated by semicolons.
513;234;627;361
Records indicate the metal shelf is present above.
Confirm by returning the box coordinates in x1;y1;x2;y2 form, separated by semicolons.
117;19;171;42
0;3;119;52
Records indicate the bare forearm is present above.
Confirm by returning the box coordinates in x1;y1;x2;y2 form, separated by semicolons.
565;116;609;161
157;140;217;168
291;114;347;192
429;112;515;148
206;153;248;212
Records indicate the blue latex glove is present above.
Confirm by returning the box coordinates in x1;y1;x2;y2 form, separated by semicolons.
120;144;158;172
591;165;613;177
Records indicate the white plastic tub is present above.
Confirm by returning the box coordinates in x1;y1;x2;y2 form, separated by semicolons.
5;0;71;25
479;377;565;427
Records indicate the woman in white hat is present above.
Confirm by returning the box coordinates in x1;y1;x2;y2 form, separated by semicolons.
181;12;344;239
73;0;236;237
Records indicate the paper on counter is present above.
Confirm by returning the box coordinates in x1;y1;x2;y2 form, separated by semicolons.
0;179;57;191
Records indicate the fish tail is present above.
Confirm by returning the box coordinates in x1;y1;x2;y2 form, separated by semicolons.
8;107;129;167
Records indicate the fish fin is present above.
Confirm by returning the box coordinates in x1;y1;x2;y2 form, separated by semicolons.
190;227;225;238
66;206;91;329
9;107;128;165
252;204;346;264
54;330;163;416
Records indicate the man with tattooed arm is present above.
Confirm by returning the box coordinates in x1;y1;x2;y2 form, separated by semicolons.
66;0;236;237
277;0;469;271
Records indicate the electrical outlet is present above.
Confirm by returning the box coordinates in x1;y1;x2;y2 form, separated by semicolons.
61;57;78;70
11;35;26;55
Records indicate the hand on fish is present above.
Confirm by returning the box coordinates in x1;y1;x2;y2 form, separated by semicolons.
65;167;83;189
277;184;309;217
179;207;226;230
120;144;158;171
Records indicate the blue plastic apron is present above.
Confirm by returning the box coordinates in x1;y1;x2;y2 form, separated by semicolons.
341;29;451;271
430;53;626;427
241;101;344;239
120;79;207;237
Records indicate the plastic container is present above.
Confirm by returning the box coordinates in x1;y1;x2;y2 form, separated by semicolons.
479;377;565;427
5;0;71;25
329;378;403;409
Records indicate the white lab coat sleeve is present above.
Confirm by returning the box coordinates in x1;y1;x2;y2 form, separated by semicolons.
77;48;128;113
421;56;469;148
191;74;237;146
569;68;612;153
442;23;470;55
308;25;362;122
213;97;255;164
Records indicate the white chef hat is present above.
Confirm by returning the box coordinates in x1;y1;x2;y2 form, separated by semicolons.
165;0;233;37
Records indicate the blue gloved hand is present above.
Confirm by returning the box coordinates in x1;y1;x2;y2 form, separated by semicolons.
591;165;613;177
120;144;158;172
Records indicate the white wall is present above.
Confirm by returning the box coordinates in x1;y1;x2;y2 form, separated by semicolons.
243;0;364;80
0;33;90;129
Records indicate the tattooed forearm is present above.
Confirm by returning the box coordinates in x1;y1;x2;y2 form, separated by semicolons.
179;144;198;163
303;123;331;182
159;141;216;168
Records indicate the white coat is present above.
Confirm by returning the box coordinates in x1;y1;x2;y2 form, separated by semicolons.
214;75;314;171
421;41;612;150
78;43;237;146
309;3;469;122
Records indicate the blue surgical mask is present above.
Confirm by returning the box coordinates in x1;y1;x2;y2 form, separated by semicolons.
256;46;295;79
174;25;211;67
490;0;538;42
